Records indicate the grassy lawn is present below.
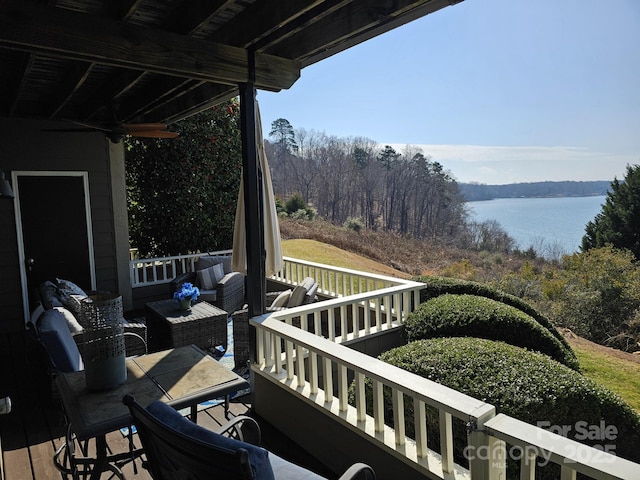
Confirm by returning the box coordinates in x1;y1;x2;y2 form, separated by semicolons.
569;342;640;412
283;238;640;412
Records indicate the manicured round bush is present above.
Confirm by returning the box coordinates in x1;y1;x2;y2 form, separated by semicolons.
356;338;640;478
405;294;580;370
415;275;574;354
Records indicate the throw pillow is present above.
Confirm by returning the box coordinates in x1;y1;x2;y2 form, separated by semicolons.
40;280;64;309
287;285;307;308
56;278;88;309
197;263;225;290
269;289;292;308
54;306;84;333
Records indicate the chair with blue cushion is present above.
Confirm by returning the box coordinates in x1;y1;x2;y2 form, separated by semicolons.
27;309;146;479
123;395;376;480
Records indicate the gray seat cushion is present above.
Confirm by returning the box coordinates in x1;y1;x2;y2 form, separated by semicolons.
270;452;327;479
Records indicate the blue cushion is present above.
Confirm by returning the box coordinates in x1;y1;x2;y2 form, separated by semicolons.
37;309;84;373
147;401;274;480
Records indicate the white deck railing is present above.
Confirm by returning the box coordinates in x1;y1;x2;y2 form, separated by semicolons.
130;253;639;479
252;309;638;480
129;250;232;287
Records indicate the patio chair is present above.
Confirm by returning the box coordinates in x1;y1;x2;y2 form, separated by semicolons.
169;255;246;313
27;308;146;479
123;394;376;480
231;277;319;370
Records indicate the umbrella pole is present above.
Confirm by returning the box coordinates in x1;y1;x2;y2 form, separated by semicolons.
239;54;266;322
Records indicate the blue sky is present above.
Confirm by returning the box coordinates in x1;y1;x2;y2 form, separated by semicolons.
257;0;640;185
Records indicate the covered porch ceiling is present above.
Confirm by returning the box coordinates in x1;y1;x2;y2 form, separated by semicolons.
0;0;461;128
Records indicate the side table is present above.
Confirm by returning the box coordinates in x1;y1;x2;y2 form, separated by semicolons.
146;300;228;352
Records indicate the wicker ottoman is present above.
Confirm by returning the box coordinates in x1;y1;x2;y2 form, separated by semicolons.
146;299;228;352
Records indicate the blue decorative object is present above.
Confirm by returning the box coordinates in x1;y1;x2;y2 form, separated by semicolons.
174;282;200;310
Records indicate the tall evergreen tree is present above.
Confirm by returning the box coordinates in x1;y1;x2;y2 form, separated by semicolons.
269;118;298;155
581;164;640;259
126;100;242;256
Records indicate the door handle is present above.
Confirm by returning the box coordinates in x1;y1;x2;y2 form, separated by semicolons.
26;257;35;272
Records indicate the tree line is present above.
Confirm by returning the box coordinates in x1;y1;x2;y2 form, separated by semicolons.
266;119;481;246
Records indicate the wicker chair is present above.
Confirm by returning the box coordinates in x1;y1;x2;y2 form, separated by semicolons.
169;255;245;314
123;395;376;480
232;278;318;370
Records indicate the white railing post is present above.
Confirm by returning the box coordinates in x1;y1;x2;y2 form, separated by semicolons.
467;406;504;480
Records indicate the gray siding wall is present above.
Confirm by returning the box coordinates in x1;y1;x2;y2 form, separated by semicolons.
0;117;127;332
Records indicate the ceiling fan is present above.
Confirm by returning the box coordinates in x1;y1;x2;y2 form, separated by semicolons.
43;121;180;143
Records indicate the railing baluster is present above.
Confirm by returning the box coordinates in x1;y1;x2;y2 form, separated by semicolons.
295;344;305;388
338;365;348;411
323;356;333;404
355;372;366;422
313;311;321;337
266;331;275;369
521;450;536;480
309;352;318;394
364;300;371;334
328;307;336;341
392;389;405;446
560;466;577;480
414;398;427;458
439;410;453;474
257;328;265;366
373;379;384;432
340;305;348;341
285;339;294;380
351;302;359;338
273;334;282;373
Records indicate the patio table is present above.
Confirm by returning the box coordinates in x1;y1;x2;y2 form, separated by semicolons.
145;299;228;352
55;344;249;480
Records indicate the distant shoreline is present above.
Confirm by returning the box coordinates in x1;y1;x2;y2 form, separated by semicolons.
459;180;610;202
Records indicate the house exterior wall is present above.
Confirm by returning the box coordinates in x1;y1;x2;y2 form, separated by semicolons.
0;117;130;332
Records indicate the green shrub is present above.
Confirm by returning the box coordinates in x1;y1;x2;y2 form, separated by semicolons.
353;338;640;478
415;275;574;355
542;246;640;345
343;216;365;233
405;294;580;370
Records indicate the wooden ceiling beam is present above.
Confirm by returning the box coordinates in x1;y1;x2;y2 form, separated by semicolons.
47;61;94;118
147;83;239;124
0;0;300;90
116;78;200;123
268;0;458;66
163;0;235;35
1;51;34;116
210;0;325;48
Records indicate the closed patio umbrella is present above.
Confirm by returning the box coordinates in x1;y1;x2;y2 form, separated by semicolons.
232;100;283;278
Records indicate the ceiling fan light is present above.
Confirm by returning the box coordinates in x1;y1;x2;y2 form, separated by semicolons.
0;170;15;199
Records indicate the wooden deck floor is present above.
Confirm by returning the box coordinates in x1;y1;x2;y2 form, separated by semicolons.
0;331;334;480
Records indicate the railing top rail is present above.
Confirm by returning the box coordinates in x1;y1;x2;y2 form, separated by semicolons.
254;313;495;421
485;414;637;480
282;256;414;285
275;282;425;315
130;250;232;265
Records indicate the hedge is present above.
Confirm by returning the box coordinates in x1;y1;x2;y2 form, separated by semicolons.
405;294;580;370
353;338;640;478
414;275;574;354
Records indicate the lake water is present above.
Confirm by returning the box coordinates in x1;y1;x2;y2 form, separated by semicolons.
466;196;607;257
